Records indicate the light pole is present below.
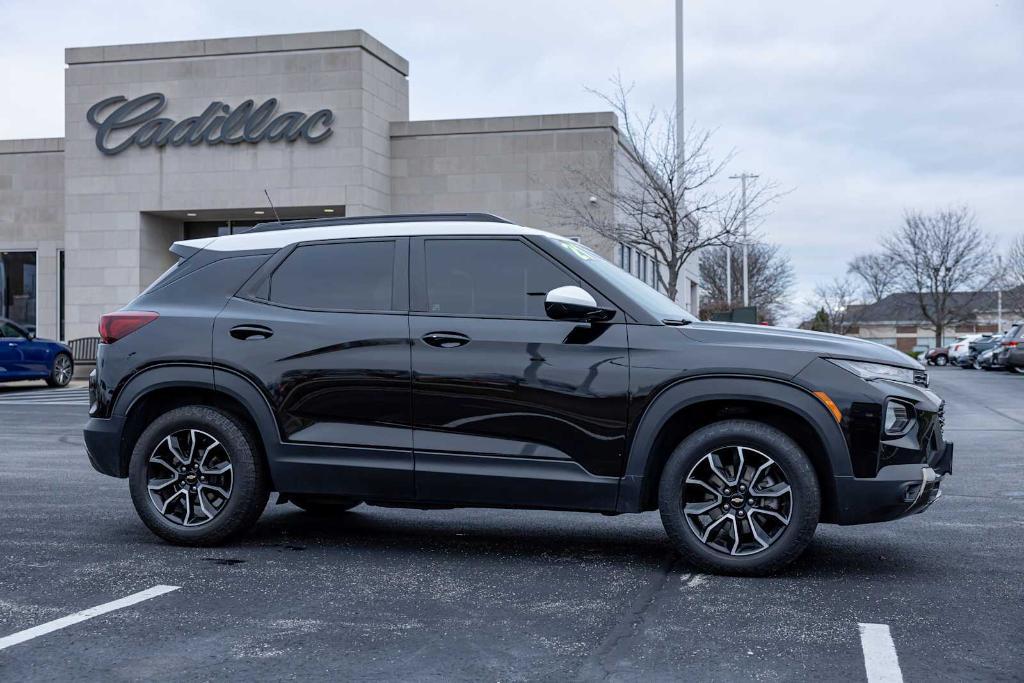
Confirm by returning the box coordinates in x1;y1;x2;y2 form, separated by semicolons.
675;0;684;166
725;245;731;306
729;172;759;307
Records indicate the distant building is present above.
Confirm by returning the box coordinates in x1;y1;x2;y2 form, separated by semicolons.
843;288;1024;352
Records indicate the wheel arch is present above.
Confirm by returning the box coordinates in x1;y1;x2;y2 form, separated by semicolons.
110;364;278;482
619;376;850;522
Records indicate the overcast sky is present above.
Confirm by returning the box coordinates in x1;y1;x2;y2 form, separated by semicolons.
1;0;1021;318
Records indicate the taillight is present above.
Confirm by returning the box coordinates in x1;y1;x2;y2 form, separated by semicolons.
98;311;159;344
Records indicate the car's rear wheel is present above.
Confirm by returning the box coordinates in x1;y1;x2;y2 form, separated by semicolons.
935;355;948;366
973;358;982;370
659;419;820;576
291;495;362;515
46;353;73;387
128;406;269;546
1011;366;1024;375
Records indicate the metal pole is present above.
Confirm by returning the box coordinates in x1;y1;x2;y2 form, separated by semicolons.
725;245;731;306
675;0;684;166
729;172;759;308
741;175;749;306
998;288;1003;333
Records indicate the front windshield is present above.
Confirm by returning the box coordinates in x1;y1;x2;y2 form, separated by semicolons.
549;237;698;323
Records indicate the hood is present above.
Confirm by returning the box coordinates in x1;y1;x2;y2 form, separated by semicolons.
680;322;923;369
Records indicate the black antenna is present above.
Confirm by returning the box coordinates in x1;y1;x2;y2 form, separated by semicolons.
263;189;282;224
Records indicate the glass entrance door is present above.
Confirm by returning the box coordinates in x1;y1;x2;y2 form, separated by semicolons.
0;251;37;332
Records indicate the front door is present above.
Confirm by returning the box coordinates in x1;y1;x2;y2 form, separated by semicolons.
409;237;630;511
212;237;414;500
0;321;36;378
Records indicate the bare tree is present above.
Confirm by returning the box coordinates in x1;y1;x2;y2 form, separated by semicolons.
699;240;795;324
1003;235;1024;318
808;277;861;335
881;206;997;347
553;76;782;300
848;253;898;304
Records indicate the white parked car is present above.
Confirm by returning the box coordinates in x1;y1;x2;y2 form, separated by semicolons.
948;334;988;363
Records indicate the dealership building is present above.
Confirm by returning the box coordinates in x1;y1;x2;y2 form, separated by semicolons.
0;29;700;341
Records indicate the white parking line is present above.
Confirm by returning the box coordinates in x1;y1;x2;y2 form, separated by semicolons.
0;585;179;651
858;623;904;683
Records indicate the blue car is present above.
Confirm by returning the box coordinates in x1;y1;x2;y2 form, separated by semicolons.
0;318;74;387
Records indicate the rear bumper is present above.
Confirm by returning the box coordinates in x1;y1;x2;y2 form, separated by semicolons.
84;416;127;478
833;442;952;525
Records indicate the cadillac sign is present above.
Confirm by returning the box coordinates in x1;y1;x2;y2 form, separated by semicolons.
86;93;334;155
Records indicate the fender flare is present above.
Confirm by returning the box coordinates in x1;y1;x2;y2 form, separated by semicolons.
617;375;851;514
113;364;216;418
110;363;282;477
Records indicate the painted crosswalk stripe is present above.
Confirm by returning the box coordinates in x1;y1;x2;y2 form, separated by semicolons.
858;623;904;683
0;585;180;651
0;388;89;405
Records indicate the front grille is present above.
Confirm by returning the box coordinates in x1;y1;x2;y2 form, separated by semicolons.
914;369;929;387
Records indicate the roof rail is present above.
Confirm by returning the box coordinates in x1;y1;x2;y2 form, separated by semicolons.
244;212;514;234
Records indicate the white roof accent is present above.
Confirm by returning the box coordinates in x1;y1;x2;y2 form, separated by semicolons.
176;220;562;252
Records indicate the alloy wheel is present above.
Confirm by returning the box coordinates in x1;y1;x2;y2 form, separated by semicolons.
146;429;233;527
53;355;72;385
682;445;793;556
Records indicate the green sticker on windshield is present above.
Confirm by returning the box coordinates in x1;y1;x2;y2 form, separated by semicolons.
559;240;594;260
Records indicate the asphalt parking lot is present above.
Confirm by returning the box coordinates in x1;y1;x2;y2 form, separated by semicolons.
0;368;1021;681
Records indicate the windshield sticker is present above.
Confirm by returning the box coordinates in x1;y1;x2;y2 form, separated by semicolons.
559;240;594;260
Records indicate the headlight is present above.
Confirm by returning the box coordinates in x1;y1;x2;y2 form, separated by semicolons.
828;358;916;385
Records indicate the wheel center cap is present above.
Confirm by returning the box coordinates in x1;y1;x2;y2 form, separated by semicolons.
730;496;745;508
185;473;198;484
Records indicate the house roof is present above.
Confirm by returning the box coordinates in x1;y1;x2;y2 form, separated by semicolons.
850;286;1024;324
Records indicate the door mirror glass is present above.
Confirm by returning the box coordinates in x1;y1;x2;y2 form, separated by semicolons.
544;286;615;322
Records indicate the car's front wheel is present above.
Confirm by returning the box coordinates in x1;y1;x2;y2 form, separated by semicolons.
128;406;269;546
658;419;820;576
46;353;73;387
935;355;948;366
1011;366;1024;375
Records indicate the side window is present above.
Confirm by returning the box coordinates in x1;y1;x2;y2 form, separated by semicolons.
423;239;578;317
269;240;395;311
0;322;22;337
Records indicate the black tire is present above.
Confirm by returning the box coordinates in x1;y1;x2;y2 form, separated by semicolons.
45;353;73;387
658;419;820;576
291;495;362;515
1011;366;1024;375
935;356;948;366
128;406;269;546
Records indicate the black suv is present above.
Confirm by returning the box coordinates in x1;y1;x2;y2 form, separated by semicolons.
84;214;952;574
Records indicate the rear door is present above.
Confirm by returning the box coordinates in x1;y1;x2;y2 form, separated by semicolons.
213;237;414;500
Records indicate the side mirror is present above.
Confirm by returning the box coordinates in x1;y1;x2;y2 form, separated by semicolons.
544;286;615;323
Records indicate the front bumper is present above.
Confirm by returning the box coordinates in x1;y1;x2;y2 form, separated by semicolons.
833;442;952;525
84;415;127;477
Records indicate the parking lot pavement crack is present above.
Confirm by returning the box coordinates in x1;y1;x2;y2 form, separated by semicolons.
574;554;677;681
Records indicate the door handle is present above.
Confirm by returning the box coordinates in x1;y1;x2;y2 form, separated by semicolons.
421;331;471;348
230;324;274;341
